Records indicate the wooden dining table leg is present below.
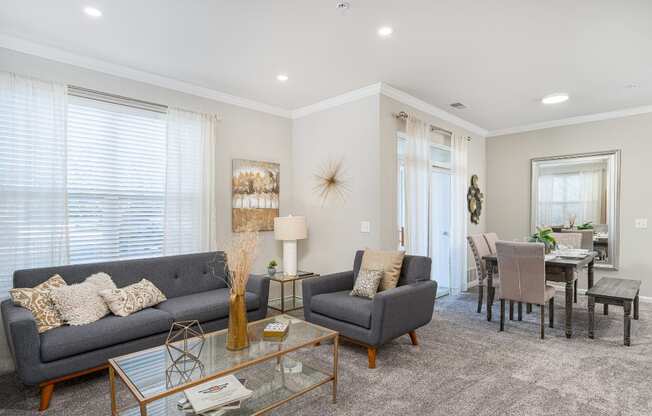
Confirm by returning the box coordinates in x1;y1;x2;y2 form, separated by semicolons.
587;259;594;289
588;296;595;339
565;269;574;339
517;302;523;321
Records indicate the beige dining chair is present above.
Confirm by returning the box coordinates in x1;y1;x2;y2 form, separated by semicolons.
496;241;556;339
483;232;499;254
552;232;582;303
468;234;499;316
562;229;594;250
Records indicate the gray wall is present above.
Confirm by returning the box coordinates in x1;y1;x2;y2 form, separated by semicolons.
0;48;293;373
486;112;652;296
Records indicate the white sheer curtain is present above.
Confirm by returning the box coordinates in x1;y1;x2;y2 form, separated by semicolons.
164;108;218;254
0;72;68;292
450;134;468;294
537;168;604;227
403;115;430;256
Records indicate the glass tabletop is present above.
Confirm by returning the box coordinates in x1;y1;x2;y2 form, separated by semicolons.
111;315;336;401
266;271;317;282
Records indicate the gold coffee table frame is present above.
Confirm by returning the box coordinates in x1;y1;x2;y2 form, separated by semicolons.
108;316;338;415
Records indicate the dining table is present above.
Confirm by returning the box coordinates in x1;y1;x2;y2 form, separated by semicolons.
483;252;595;338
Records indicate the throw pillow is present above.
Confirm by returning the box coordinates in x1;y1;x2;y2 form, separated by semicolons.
10;275;67;333
50;272;117;326
361;250;405;291
350;269;384;299
99;279;167;317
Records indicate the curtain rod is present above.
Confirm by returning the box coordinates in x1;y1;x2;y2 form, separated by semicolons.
393;111;471;141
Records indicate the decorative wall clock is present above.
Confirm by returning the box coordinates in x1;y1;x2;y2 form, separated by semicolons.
467;174;484;225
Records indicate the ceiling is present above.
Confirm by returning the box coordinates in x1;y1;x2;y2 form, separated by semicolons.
2;0;652;132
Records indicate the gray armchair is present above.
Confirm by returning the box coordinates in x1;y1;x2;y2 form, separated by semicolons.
303;250;435;368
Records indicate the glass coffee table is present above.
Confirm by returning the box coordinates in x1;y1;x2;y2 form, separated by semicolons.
109;315;338;415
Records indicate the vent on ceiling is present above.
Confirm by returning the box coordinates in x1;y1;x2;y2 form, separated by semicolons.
449;102;467;109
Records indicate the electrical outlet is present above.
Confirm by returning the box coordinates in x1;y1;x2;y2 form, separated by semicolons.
635;218;648;229
360;221;371;233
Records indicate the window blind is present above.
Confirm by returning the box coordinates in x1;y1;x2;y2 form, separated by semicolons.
66;95;168;264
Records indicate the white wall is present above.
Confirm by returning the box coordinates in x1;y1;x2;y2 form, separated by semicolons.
0;48;293;373
486;112;652;296
292;95;382;275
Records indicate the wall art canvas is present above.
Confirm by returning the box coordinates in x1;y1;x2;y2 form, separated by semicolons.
232;159;280;232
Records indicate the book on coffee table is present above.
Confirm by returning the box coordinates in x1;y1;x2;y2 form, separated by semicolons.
183;374;252;414
263;322;289;339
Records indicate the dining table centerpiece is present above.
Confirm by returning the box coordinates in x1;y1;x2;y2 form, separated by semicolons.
529;227;557;254
224;231;259;351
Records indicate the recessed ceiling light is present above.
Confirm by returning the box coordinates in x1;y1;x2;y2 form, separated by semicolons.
541;93;569;105
276;74;289;82
377;26;393;38
625;83;639;89
83;6;102;18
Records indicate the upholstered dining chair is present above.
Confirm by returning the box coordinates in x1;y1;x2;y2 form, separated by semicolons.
468;234;516;319
496;241;556;339
562;229;594;251
483;232;499;254
552;232;582;303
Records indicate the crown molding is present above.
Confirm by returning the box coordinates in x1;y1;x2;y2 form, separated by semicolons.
379;83;489;137
0;33;293;118
487;105;652;137
291;83;383;119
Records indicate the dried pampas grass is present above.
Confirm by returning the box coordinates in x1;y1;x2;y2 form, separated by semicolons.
224;231;259;295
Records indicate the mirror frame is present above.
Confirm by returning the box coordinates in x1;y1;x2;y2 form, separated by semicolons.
530;150;621;270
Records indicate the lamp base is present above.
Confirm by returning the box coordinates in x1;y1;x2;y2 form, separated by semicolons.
282;240;298;276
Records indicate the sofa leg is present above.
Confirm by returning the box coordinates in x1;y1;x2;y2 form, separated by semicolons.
367;347;377;369
408;330;418;346
39;383;55;411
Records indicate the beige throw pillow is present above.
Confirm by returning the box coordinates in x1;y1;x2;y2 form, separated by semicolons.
350;269;384;299
50;272;117;326
10;275;67;333
361;250;405;291
99;279;166;317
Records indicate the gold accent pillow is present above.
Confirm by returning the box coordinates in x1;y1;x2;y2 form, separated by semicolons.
361;250;405;291
99;279;167;317
10;274;67;333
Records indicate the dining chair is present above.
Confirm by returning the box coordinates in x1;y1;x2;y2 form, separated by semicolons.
496;241;556;339
562;229;594;250
483;232;499;254
552;231;582;303
468;234;515;319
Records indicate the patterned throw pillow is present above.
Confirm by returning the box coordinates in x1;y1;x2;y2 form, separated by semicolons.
350;269;384;299
10;275;67;333
99;279;167;317
361;250;405;292
50;272;117;326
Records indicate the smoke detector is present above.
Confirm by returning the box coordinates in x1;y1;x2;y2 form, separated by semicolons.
450;102;467;109
336;2;351;13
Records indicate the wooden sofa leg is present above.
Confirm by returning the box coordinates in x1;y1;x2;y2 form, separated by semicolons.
39;383;55;411
367;347;377;369
408;330;418;346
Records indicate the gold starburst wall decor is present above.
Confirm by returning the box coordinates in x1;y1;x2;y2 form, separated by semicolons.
314;159;350;205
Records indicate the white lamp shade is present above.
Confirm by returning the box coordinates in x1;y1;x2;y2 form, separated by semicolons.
274;216;307;241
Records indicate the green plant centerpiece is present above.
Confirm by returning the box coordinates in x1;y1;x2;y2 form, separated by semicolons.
529;227;557;254
267;260;278;277
576;221;593;230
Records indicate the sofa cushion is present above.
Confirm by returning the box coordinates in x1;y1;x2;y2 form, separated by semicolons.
154;288;260;323
40;308;173;362
311;290;373;329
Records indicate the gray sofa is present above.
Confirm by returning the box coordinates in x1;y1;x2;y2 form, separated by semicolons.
1;252;269;410
302;250;435;368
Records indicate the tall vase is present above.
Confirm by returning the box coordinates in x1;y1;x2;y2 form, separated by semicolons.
226;292;249;351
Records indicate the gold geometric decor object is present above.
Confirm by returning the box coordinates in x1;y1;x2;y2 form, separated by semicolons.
467;174;484;225
165;357;205;389
232;159;280;232
313;158;350;206
165;320;205;365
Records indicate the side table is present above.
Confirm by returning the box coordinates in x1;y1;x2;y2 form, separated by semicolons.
266;271;320;313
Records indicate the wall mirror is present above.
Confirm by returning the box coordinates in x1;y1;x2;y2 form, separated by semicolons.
530;150;620;269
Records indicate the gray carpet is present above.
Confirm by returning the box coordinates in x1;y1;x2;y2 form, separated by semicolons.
2;290;652;415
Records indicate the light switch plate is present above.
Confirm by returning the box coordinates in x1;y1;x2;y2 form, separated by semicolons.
360;221;371;233
635;218;648;229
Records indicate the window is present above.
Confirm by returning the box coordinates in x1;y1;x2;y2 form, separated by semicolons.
66;95;168;263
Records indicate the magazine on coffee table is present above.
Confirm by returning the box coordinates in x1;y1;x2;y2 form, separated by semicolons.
183;374;252;414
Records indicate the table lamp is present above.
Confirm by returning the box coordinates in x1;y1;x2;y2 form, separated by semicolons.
274;215;307;276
